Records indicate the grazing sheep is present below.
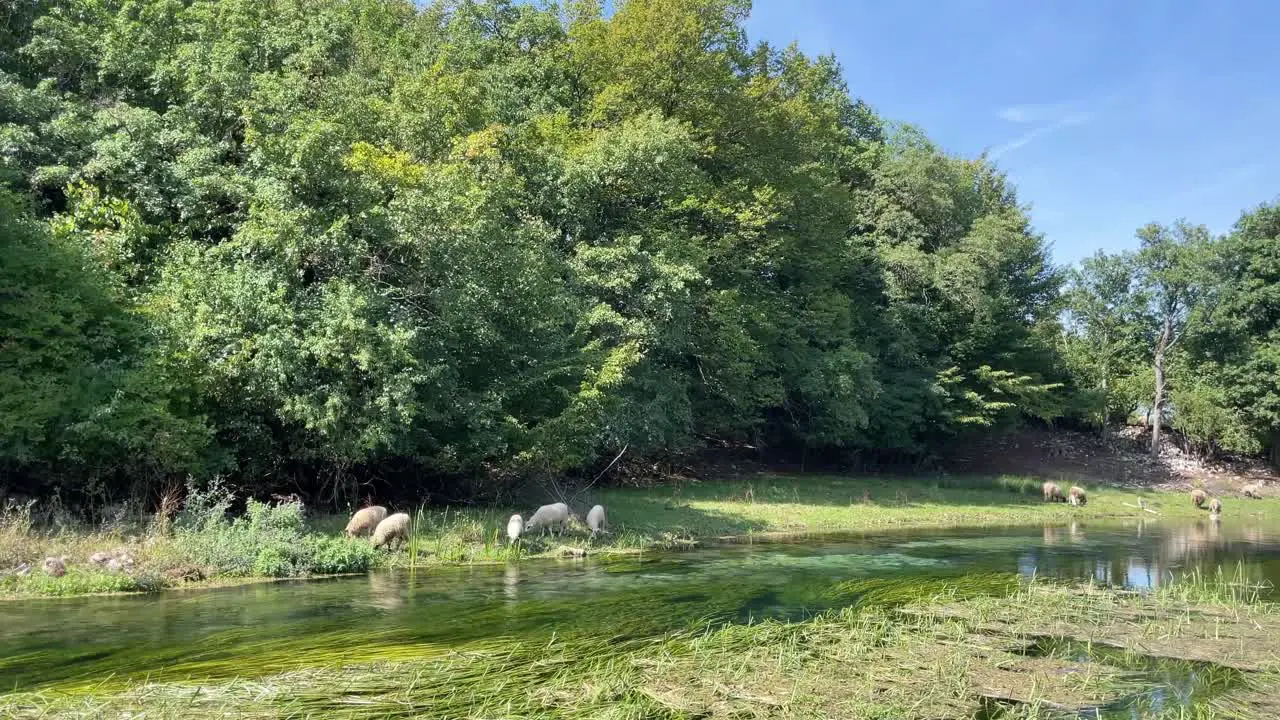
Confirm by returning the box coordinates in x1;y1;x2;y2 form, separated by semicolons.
1068;486;1087;507
1209;498;1222;515
1242;484;1263;499
1042;482;1066;503
42;557;66;578
372;513;411;550
506;514;524;543
344;505;388;537
586;505;607;536
1191;489;1207;508
90;549;135;570
525;502;570;536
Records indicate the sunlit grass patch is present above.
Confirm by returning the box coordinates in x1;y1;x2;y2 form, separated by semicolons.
7;473;1280;598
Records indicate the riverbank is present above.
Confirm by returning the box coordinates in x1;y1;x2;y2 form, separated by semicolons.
4;571;1277;718
4;473;1277;598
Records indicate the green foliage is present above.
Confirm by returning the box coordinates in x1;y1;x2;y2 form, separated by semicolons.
1063;251;1152;428
0;567;163;597
1063;207;1280;462
0;188;211;499
174;484;377;577
2;0;1068;500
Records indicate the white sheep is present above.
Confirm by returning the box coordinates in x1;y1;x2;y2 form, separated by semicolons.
1068;486;1087;507
524;502;569;537
372;512;411;549
506;514;524;543
586;504;607;536
344;505;388;537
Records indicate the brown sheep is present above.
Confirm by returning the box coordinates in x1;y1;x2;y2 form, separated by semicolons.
344;505;388;537
1191;488;1207;508
1068;486;1087;507
372;513;411;550
42;557;66;578
1042;482;1066;503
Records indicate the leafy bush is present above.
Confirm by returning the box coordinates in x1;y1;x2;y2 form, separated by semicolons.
174;483;378;578
0;567;162;597
302;535;380;575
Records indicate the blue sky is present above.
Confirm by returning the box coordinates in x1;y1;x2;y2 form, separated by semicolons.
744;0;1280;267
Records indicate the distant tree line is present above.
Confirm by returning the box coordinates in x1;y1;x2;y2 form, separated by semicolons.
0;0;1272;507
1064;207;1280;463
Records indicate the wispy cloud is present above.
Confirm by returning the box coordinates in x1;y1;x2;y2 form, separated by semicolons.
997;103;1073;124
988;111;1091;160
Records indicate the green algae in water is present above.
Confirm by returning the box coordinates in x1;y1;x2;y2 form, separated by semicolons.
6;521;1280;708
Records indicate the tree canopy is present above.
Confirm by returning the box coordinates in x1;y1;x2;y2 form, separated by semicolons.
0;0;1184;505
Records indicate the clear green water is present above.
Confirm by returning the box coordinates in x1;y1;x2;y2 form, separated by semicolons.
2;519;1278;709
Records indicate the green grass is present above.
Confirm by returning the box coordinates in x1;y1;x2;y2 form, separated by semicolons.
4;574;1277;719
5;473;1279;598
367;473;1279;569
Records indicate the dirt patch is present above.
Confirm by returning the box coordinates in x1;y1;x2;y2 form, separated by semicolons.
942;426;1280;494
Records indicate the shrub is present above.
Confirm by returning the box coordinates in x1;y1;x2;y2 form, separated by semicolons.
0;567;161;597
302;535;380;575
174;482;378;578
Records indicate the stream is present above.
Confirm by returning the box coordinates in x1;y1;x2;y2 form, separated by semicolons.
3;518;1279;713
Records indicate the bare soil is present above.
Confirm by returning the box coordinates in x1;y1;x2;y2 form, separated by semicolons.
941;426;1280;496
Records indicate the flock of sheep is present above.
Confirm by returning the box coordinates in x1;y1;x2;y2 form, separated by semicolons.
341;502;609;550
1042;480;1266;518
1187;485;1264;515
347;482;1272;553
1041;481;1088;506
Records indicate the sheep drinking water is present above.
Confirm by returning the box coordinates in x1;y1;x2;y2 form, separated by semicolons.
1209;497;1222;515
345;506;388;537
1068;486;1087;507
586;504;607;536
372;513;411;549
524;503;569;536
507;514;524;543
1191;489;1207;508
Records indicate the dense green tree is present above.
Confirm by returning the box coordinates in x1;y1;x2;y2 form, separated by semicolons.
0;0;1069;503
0;189;210;500
1063;251;1151;428
1186;202;1280;461
1133;221;1213;456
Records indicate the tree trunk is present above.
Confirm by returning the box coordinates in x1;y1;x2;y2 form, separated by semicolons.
1100;374;1110;432
1271;429;1280;469
1150;318;1172;457
1150;353;1164;456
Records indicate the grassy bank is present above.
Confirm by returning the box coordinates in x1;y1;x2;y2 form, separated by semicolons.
3;571;1277;719
5;473;1278;598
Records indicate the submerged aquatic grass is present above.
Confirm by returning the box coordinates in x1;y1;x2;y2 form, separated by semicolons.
5;573;1276;719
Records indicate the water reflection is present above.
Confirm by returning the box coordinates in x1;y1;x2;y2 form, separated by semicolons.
1011;519;1278;591
367;571;403;610
2;520;1279;692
